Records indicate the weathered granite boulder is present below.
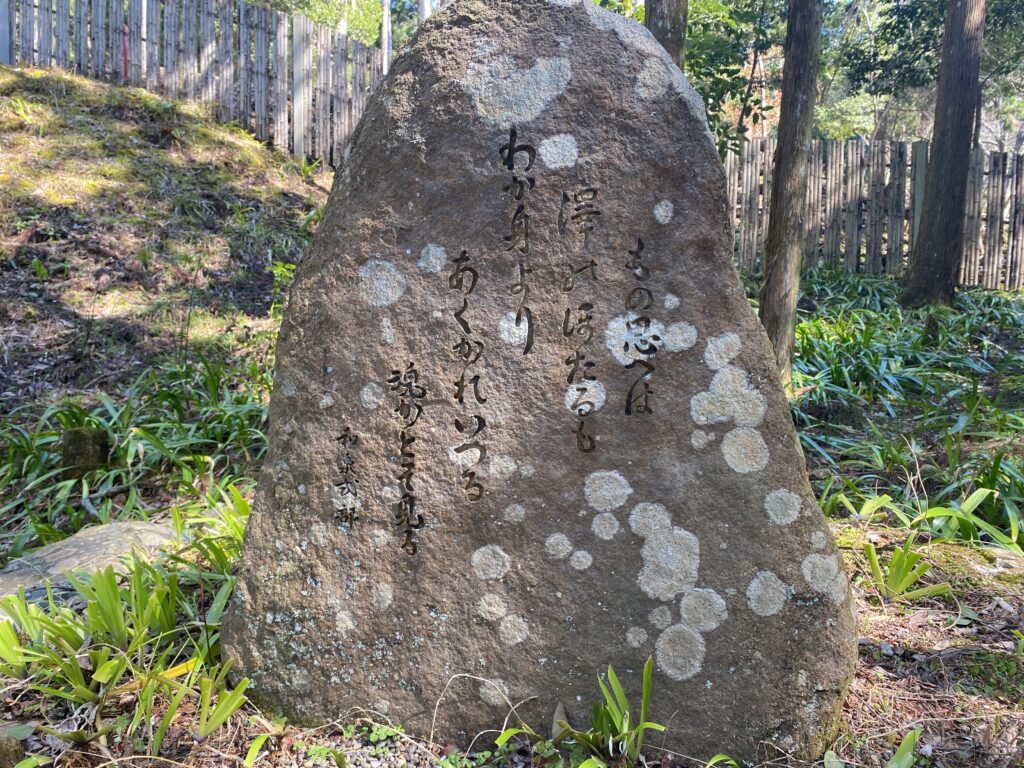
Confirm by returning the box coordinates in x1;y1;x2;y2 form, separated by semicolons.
222;0;857;760
0;521;176;603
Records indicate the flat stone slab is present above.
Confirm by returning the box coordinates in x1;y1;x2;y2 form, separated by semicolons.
0;521;176;600
222;0;857;761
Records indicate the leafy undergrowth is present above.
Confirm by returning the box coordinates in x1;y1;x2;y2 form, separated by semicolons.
1;71;1022;767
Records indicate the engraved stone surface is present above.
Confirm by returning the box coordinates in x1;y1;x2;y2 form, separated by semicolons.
221;0;856;761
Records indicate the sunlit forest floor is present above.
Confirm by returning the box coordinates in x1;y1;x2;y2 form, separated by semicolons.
1;68;1022;768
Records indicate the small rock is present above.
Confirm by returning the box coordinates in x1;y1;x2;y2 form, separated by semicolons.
0;734;26;768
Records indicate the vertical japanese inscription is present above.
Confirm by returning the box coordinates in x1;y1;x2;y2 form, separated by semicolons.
560;184;602;452
388;363;427;555
622;238;660;415
449;250;487;502
332;427;360;528
500;128;537;356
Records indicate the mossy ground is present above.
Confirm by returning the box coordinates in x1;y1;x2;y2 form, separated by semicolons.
0;65;330;416
1;66;1022;768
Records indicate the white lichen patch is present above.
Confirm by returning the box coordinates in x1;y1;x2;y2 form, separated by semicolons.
604;313;667;365
503;503;527;523
472;545;511;580
649;605;673;629
380;485;403;505
703;333;742;370
335;610;356;635
810;530;828;550
545;533;573;560
630;507;700;601
380;317;395;344
625;627;648;648
565;380;607;415
499;312;530;346
460;56;572;127
360;382;385;410
679;588;727;632
418;244;447;273
691;430;714;450
721;427;770;473
663;321;698;352
369;530;389;548
545;0;580;5
801;553;848;605
591;512;620;540
663;293;681;310
358;259;407;307
448;445;478;468
319;394;335;409
479;678;510;707
655;624;705;681
584;470;633;512
538;133;579;169
489;455;519;480
746;571;789;617
371;583;394;612
477;593;508;621
628;502;673;537
690;366;767;427
570;550;593;570
765;489;802;525
498;614;530;646
653;199;674;224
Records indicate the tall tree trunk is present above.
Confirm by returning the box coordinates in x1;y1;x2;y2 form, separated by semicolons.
757;0;823;386
645;0;688;69
899;0;986;307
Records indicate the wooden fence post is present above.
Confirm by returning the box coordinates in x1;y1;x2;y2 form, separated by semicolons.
1008;154;1024;291
887;141;908;275
844;141;864;272
254;5;269;141
89;0;105;75
145;0;158;89
127;0;142;83
55;0;70;67
19;0;33;65
164;0;179;95
216;0;233;119
73;0;87;72
37;0;52;66
238;0;250;127
291;14;310;159
0;0;12;65
272;10;288;150
908;141;928;255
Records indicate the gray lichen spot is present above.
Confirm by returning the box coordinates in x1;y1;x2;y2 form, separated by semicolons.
653;199;674;224
663;293;681;310
625;626;648;648
765;489;802;525
479;678;510;707
664;321;698;352
544;0;581;5
335;610;356;635
538;133;579;169
499;312;530;346
418;243;447;273
679;588;727;632
810;530;828;550
746;570;789;617
721;427;770;474
584;470;633;512
503;503;527;523
570;550;593;570
360;382;386;410
498;614;530;645
801;553;848;605
655;624;705;681
371;583;394;612
691;429;714;450
477;592;508;621
358;259;408;307
605;313;667;365
545;533;573;560
471;545;511;580
649;605;673;629
629;504;700;601
460;56;572;127
690;366;767;427
591;512;620;540
703;333;742;370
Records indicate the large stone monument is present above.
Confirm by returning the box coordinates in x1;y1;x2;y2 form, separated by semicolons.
222;0;857;760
